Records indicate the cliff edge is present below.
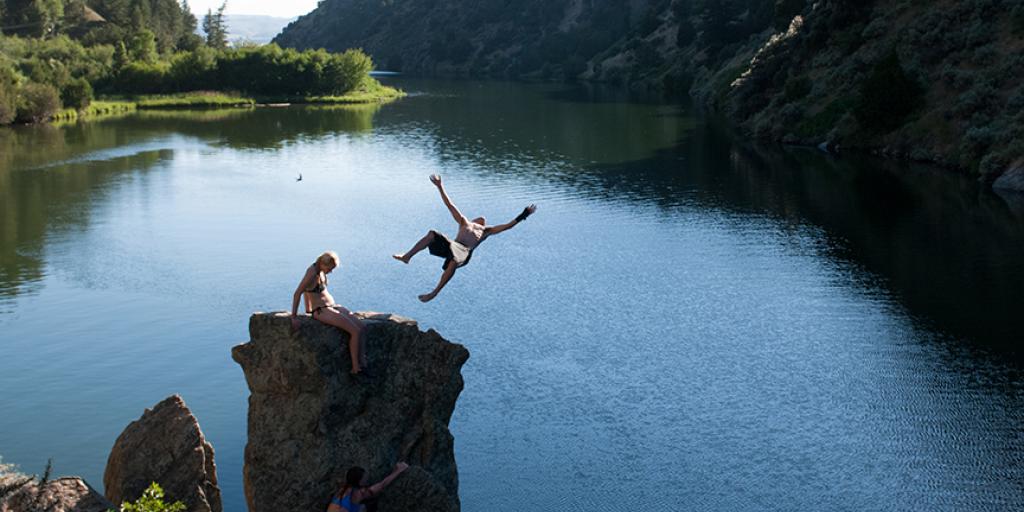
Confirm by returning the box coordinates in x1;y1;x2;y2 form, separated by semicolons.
232;312;469;512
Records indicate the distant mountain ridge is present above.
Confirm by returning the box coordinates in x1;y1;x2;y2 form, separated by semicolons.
198;14;295;44
274;0;1024;182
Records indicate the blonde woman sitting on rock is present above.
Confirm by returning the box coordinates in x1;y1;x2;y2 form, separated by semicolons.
291;251;367;376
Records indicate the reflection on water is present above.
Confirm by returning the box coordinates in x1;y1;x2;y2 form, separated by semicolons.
0;79;1021;512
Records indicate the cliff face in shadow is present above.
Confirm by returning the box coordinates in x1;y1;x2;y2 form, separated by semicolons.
275;0;1023;178
232;312;469;512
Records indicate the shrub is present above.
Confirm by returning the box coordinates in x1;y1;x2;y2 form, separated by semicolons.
61;77;93;110
15;82;61;123
855;50;923;132
784;75;812;101
169;47;218;91
118;483;186;512
115;61;170;94
1013;6;1024;35
774;0;806;31
0;66;19;125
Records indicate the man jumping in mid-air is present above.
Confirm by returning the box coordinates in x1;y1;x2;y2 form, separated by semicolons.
393;174;536;302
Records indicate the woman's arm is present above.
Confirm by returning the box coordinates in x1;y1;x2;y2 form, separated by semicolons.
366;462;410;497
291;266;316;330
483;204;536;237
431;174;468;226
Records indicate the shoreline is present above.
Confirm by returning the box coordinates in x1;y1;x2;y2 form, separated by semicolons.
37;86;405;125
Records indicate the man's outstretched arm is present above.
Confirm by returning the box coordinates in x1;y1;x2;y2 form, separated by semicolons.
431;174;468;226
484;204;537;237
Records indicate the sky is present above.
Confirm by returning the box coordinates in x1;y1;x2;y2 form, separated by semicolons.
185;0;319;18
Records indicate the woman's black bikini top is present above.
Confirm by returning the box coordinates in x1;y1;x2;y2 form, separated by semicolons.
305;266;327;293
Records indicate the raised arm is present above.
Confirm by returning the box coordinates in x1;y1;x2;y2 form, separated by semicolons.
431;174;468;226
367;462;409;497
484;204;537;237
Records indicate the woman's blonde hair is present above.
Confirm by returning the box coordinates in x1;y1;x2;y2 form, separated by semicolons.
316;251;340;269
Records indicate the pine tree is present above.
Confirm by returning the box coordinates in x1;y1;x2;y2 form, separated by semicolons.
202;1;228;49
181;0;196;33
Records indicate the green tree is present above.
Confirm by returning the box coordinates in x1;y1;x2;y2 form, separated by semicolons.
3;0;64;37
127;27;158;62
0;59;19;124
113;39;130;70
92;0;131;26
129;0;150;30
855;50;924;133
60;75;92;109
15;81;60;123
118;483;186;512
178;0;201;50
202;1;227;50
168;44;215;89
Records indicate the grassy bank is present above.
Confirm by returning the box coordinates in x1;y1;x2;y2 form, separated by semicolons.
42;85;403;124
52;101;137;123
259;82;406;105
134;92;255;109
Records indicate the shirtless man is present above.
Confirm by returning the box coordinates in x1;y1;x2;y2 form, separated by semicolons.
393;174;536;302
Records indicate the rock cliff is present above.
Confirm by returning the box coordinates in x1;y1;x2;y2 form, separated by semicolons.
275;0;1023;179
232;312;469;512
104;395;222;512
0;477;113;512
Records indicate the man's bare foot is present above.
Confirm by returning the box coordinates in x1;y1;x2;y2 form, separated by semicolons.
392;253;409;264
418;293;435;303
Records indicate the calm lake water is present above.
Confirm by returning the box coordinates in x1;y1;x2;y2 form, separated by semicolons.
1;78;1023;511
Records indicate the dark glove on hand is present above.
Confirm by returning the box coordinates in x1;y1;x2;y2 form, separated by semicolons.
514;206;533;223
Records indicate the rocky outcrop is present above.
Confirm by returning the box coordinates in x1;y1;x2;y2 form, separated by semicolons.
232;312;468;512
0;477;113;512
104;395;222;512
994;159;1024;193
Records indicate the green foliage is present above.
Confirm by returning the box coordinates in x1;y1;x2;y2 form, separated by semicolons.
15;81;61;122
114;60;169;93
855;50;923;133
168;45;215;90
796;97;854;138
2;0;64;37
128;28;158;63
783;74;811;102
0;77;17;124
202;2;227;50
217;45;373;96
118;483;186;512
1013;5;1024;36
773;0;805;31
61;75;92;109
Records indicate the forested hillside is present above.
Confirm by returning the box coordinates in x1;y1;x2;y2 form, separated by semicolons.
0;0;389;126
276;0;1024;179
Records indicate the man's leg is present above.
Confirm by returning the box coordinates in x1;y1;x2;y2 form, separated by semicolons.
419;263;457;302
394;230;437;263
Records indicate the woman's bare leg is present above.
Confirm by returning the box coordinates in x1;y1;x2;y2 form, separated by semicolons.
313;306;366;373
393;231;436;263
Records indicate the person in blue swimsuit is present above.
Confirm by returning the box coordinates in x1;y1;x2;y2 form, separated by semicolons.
291;251;367;375
392;174;536;302
326;462;409;512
